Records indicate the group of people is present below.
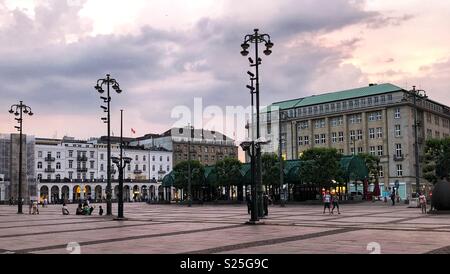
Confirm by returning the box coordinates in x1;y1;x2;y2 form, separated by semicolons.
62;200;103;216
322;191;340;214
28;200;40;214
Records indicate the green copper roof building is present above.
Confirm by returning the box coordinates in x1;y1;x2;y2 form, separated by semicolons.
254;82;450;202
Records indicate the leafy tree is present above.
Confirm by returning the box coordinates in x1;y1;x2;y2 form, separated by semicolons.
261;153;282;186
298;148;343;188
215;157;242;186
423;138;450;184
173;160;205;190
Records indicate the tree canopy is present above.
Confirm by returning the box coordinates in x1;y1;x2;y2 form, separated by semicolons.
298;148;343;186
423;138;450;184
215;157;242;186
172;160;205;189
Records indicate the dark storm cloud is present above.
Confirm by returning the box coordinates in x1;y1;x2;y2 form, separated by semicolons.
0;0;407;134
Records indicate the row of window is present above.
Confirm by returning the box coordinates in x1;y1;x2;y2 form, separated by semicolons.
37;161;170;172
176;154;229;162
176;145;231;154
37;164;171;180
426;112;450;128
297;128;384;146
37;151;170;162
298;108;402;131
284;94;394;118
426;129;449;139
298;140;406;159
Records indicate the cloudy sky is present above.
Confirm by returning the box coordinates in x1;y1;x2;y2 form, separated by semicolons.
0;0;449;142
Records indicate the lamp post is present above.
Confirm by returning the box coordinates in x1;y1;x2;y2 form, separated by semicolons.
187;124;193;207
241;141;257;223
95;74;122;216
279;111;286;207
350;138;357;193
240;139;270;224
8;101;33;214
241;28;273;218
112;110;132;220
405;86;427;195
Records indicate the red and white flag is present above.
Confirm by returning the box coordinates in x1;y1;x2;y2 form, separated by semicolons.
131;128;136;134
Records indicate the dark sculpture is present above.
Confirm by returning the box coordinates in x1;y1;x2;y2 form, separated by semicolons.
431;178;450;210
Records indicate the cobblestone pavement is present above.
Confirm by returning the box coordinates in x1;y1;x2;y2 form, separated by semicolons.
1;202;449;254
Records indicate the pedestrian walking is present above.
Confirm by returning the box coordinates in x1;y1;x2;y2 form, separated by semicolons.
390;189;396;206
99;206;104;216
331;194;340;214
263;193;270;217
32;201;39;214
323;191;331;214
419;193;427;214
245;194;251;214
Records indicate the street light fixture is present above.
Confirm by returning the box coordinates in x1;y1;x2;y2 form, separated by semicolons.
405;86;428;195
241;28;273;219
95;74;123;216
8;101;33;214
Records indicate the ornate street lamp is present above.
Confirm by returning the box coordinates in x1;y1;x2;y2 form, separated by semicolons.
8;101;33;214
241;29;274;218
95;74;122;216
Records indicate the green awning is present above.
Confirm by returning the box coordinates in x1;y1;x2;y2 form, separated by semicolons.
161;172;175;187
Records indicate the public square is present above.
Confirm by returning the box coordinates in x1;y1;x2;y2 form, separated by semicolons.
1;202;450;254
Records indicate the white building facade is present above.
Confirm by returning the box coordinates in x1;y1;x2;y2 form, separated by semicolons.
34;137;172;203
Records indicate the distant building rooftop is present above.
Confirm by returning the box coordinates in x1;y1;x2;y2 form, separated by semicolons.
161;127;234;142
271;83;404;110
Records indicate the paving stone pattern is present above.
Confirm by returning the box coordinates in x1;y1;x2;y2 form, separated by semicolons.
0;202;449;254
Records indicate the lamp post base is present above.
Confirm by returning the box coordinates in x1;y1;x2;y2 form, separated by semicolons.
245;220;265;225
113;217;128;221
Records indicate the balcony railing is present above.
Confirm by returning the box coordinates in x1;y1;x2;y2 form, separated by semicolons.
393;154;404;161
44;156;55;162
158;170;166;174
44;168;55;173
76;167;88;172
134;170;143;174
77;156;88;161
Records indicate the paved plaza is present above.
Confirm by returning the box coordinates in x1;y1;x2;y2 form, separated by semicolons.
1;202;450;254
